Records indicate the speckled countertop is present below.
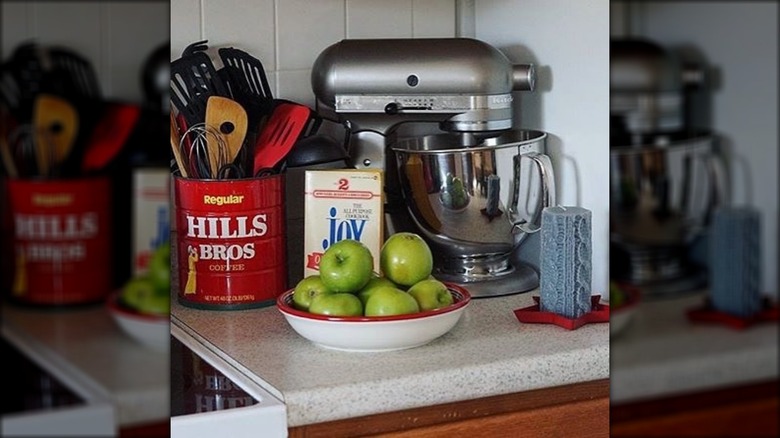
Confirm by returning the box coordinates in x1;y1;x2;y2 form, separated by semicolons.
611;292;779;403
171;289;609;427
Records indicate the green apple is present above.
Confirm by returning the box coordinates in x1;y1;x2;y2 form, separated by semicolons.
319;239;374;293
121;276;169;315
147;241;171;293
380;232;433;287
357;275;398;306
142;294;170;315
364;286;420;317
292;275;331;311
408;279;453;311
308;293;363;317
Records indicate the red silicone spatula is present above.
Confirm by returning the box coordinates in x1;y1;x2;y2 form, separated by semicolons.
252;102;312;175
82;103;141;172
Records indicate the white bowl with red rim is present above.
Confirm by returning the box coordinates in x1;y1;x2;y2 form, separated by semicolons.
106;291;169;352
276;283;471;352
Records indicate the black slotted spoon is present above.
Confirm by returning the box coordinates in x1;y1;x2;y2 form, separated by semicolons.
48;47;102;99
218;47;274;131
218;47;273;101
170;51;228;126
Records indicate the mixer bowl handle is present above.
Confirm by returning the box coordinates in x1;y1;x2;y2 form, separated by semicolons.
510;152;556;235
687;152;730;240
708;153;730;208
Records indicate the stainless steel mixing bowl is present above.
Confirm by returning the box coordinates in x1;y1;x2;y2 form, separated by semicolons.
391;129;555;276
610;133;728;248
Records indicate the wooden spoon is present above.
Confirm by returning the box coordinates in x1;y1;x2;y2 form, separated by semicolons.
0;108;17;177
33;94;78;176
205;96;247;178
170;111;188;177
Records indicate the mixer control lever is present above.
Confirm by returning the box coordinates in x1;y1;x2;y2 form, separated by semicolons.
384;102;400;115
384;101;433;115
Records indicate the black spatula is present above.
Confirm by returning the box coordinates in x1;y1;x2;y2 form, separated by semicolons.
218;47;274;134
170;51;228;126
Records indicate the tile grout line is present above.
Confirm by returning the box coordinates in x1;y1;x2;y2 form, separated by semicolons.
344;0;349;39
100;2;111;97
199;0;205;41
273;0;279;96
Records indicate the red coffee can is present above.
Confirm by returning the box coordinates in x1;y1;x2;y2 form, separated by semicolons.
174;175;287;310
5;178;112;305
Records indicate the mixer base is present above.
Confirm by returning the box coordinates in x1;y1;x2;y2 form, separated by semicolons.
435;262;539;298
611;241;708;298
626;271;707;299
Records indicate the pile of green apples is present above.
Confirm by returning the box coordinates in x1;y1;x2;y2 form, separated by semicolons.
118;241;171;316
292;232;455;317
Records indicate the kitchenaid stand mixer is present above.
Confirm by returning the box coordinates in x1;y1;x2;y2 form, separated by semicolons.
610;37;729;296
312;38;556;297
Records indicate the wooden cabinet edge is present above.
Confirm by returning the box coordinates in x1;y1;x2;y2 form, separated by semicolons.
610;379;779;437
289;378;610;438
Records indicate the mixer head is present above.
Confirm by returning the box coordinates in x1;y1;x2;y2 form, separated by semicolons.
311;38;536;171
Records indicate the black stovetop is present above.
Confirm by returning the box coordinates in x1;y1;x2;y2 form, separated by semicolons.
170;335;258;417
2;338;85;415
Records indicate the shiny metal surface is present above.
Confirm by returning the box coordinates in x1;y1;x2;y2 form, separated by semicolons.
392;130;555;289
610;134;727;248
311;39;546;296
312;38;533;101
610;38;705;136
311;38;536;173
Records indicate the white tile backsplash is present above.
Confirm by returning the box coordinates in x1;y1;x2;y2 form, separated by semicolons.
276;0;345;71
202;0;276;70
31;2;103;50
170;0;457;101
1;2;33;58
105;2;169;101
170;0;202;59
276;69;314;107
346;0;412;38
412;0;456;37
32;2;103;89
2;1;168;102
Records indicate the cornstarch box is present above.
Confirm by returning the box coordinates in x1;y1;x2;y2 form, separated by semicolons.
304;170;384;278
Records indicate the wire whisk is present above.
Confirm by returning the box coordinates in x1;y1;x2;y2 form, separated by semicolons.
179;123;243;179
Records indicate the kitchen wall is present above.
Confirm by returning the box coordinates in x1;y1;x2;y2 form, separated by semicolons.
1;0;169;103
473;0;611;295
170;0;611;295
613;1;778;297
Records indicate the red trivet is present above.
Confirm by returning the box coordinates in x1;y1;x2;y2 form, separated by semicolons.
686;297;779;330
514;295;610;330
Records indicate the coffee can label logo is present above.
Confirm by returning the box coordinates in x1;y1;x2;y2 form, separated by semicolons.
202;194;245;206
174;176;286;308
7;179;112;305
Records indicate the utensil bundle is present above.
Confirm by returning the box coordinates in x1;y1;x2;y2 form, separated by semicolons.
0;43;140;179
170;41;322;180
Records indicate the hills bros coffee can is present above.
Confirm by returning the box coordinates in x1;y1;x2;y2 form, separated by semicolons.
174;175;286;310
5;178;112;305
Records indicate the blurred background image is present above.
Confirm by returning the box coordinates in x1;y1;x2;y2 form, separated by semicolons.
609;1;779;436
1;1;170;436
